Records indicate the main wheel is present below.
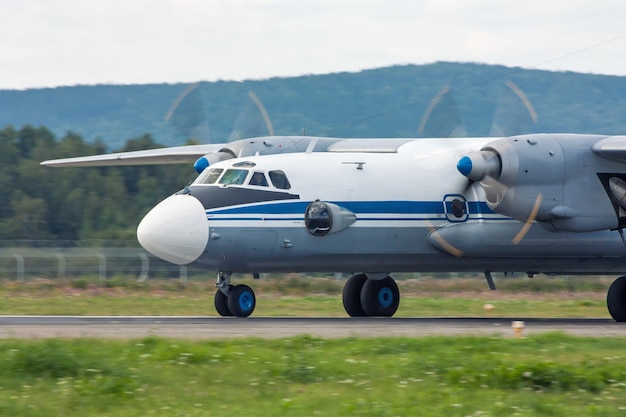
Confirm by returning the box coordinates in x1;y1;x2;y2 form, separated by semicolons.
360;276;400;317
214;286;233;317
607;276;626;322
342;274;368;317
227;284;256;317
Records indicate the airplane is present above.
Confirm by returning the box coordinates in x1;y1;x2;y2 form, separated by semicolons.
41;132;626;321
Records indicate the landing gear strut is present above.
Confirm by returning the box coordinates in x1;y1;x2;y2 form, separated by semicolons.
214;272;256;317
342;274;400;317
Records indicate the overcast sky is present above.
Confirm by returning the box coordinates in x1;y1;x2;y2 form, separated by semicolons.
1;0;626;90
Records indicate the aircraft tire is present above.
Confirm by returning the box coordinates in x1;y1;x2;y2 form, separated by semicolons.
360;276;400;317
227;284;256;317
214;286;233;317
342;274;368;317
607;276;626;322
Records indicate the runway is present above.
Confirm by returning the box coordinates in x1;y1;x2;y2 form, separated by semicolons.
0;316;624;338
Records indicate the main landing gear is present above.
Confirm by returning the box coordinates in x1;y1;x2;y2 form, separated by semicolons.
214;272;256;317
342;273;400;317
607;275;626;322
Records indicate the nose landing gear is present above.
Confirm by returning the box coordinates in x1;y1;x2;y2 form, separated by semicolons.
214;272;256;317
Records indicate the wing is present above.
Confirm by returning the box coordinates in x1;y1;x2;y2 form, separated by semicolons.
41;136;417;169
40;143;226;167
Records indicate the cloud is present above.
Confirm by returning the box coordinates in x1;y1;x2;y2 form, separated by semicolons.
1;0;626;89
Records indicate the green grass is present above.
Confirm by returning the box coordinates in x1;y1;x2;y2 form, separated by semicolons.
0;275;614;317
1;334;626;416
0;276;620;415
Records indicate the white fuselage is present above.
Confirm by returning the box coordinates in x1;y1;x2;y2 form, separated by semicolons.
137;137;626;275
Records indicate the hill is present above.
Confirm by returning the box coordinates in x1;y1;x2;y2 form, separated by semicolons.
1;62;626;150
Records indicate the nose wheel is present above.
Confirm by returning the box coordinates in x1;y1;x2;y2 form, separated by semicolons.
214;272;256;317
214;285;233;316
342;274;400;317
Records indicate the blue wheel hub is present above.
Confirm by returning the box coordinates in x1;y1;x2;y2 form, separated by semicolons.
238;291;254;312
378;287;393;308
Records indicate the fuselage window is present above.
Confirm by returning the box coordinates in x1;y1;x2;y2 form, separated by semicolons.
248;171;269;187
268;170;291;190
219;169;248;185
194;168;223;185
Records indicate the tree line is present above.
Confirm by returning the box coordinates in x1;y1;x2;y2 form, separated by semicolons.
0;125;193;244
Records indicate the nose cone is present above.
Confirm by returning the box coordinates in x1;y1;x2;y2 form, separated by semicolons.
137;194;208;265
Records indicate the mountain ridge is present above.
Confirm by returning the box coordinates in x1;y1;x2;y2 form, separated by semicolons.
1;61;625;150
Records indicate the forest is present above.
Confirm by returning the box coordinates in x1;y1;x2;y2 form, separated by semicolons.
0;125;191;244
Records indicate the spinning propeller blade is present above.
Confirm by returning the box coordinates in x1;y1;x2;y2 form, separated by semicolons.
418;86;467;138
229;90;275;141
489;80;538;137
165;83;211;143
511;193;543;244
419;80;537;138
425;220;464;257
166;84;275;144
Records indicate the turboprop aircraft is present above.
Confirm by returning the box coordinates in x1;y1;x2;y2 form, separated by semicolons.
41;133;626;321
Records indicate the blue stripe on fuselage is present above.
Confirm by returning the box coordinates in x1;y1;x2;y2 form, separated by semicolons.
206;200;494;215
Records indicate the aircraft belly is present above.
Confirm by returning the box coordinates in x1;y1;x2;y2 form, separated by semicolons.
193;222;626;274
199;224;433;271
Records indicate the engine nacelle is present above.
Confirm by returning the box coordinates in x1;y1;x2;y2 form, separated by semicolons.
304;201;356;236
458;134;618;232
459;135;565;222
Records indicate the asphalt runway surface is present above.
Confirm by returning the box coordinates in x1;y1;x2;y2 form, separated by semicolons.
0;316;625;338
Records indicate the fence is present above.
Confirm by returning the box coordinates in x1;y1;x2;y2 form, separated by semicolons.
0;242;211;282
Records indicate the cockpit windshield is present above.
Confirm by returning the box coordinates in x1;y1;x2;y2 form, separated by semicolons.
218;169;248;185
193;165;291;190
194;168;223;185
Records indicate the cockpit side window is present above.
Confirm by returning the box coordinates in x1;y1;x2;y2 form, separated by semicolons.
194;168;223;185
248;171;269;187
268;170;291;190
219;169;248;185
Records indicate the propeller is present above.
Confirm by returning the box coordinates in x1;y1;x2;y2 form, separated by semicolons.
420;80;543;254
456;151;544;245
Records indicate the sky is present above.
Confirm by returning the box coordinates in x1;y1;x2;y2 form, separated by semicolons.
1;0;626;90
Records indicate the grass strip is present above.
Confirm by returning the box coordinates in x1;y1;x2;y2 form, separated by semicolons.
0;276;612;317
1;333;626;416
